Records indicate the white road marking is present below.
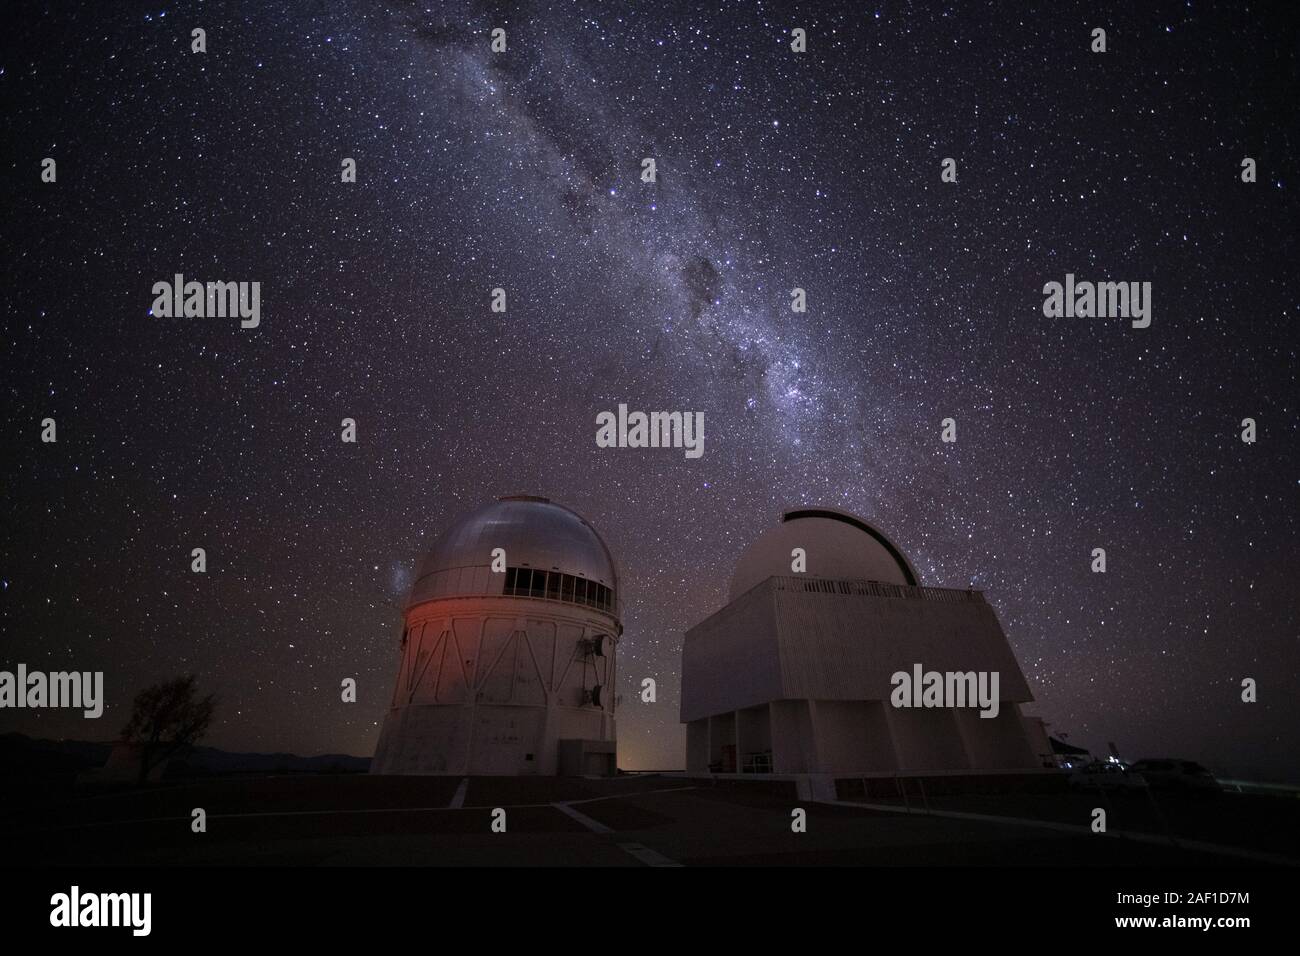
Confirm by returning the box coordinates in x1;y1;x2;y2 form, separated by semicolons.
551;801;613;834
552;801;684;866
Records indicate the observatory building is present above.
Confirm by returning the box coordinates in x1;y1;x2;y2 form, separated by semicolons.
372;496;620;776
681;508;1048;778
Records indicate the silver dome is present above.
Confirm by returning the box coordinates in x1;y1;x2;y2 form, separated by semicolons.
728;507;918;602
407;496;620;617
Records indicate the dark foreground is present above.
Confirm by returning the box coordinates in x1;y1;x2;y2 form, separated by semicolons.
3;773;1296;867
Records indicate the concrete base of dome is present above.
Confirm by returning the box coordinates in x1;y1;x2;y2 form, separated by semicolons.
373;702;615;775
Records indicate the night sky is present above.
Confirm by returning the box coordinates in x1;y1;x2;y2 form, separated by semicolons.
3;1;1296;781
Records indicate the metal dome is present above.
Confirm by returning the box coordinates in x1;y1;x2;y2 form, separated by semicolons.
727;507;918;602
406;496;620;615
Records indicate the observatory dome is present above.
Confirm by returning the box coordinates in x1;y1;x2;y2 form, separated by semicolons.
406;496;619;613
727;507;918;602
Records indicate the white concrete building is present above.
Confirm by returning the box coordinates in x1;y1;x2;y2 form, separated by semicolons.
372;496;620;776
681;508;1046;776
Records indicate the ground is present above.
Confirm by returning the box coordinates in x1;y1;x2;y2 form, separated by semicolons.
4;774;1296;867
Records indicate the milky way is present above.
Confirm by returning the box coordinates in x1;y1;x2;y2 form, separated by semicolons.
3;1;1296;779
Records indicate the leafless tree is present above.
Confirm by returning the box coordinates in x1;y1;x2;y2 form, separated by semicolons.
120;675;216;785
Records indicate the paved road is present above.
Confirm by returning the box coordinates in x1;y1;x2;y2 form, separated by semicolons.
8;774;1276;866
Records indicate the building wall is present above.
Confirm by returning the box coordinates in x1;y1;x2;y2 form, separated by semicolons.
736;705;772;760
770;700;814;773
1020;715;1054;768
686;718;709;771
883;706;972;771
813;700;898;772
770;587;1034;705
681;587;772;724
708;712;736;772
680;577;1041;775
681;587;783;721
953;706;1038;770
373;595;617;775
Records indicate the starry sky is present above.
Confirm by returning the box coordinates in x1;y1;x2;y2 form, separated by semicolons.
3;1;1297;781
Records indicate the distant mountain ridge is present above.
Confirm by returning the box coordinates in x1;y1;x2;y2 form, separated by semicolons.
0;732;370;775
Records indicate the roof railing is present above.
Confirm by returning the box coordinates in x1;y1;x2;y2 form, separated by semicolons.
738;574;985;606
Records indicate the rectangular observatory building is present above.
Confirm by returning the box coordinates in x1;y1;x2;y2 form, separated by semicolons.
681;576;1043;774
680;509;1047;776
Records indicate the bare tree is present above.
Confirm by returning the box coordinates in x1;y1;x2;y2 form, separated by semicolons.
120;675;216;785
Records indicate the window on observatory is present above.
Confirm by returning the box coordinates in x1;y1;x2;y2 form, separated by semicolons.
501;568;614;612
505;568;526;597
509;568;524;596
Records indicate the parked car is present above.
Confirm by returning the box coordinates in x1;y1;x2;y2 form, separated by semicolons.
1067;760;1148;791
1128;759;1221;792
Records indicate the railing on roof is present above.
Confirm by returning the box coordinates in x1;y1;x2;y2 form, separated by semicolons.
759;575;984;603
